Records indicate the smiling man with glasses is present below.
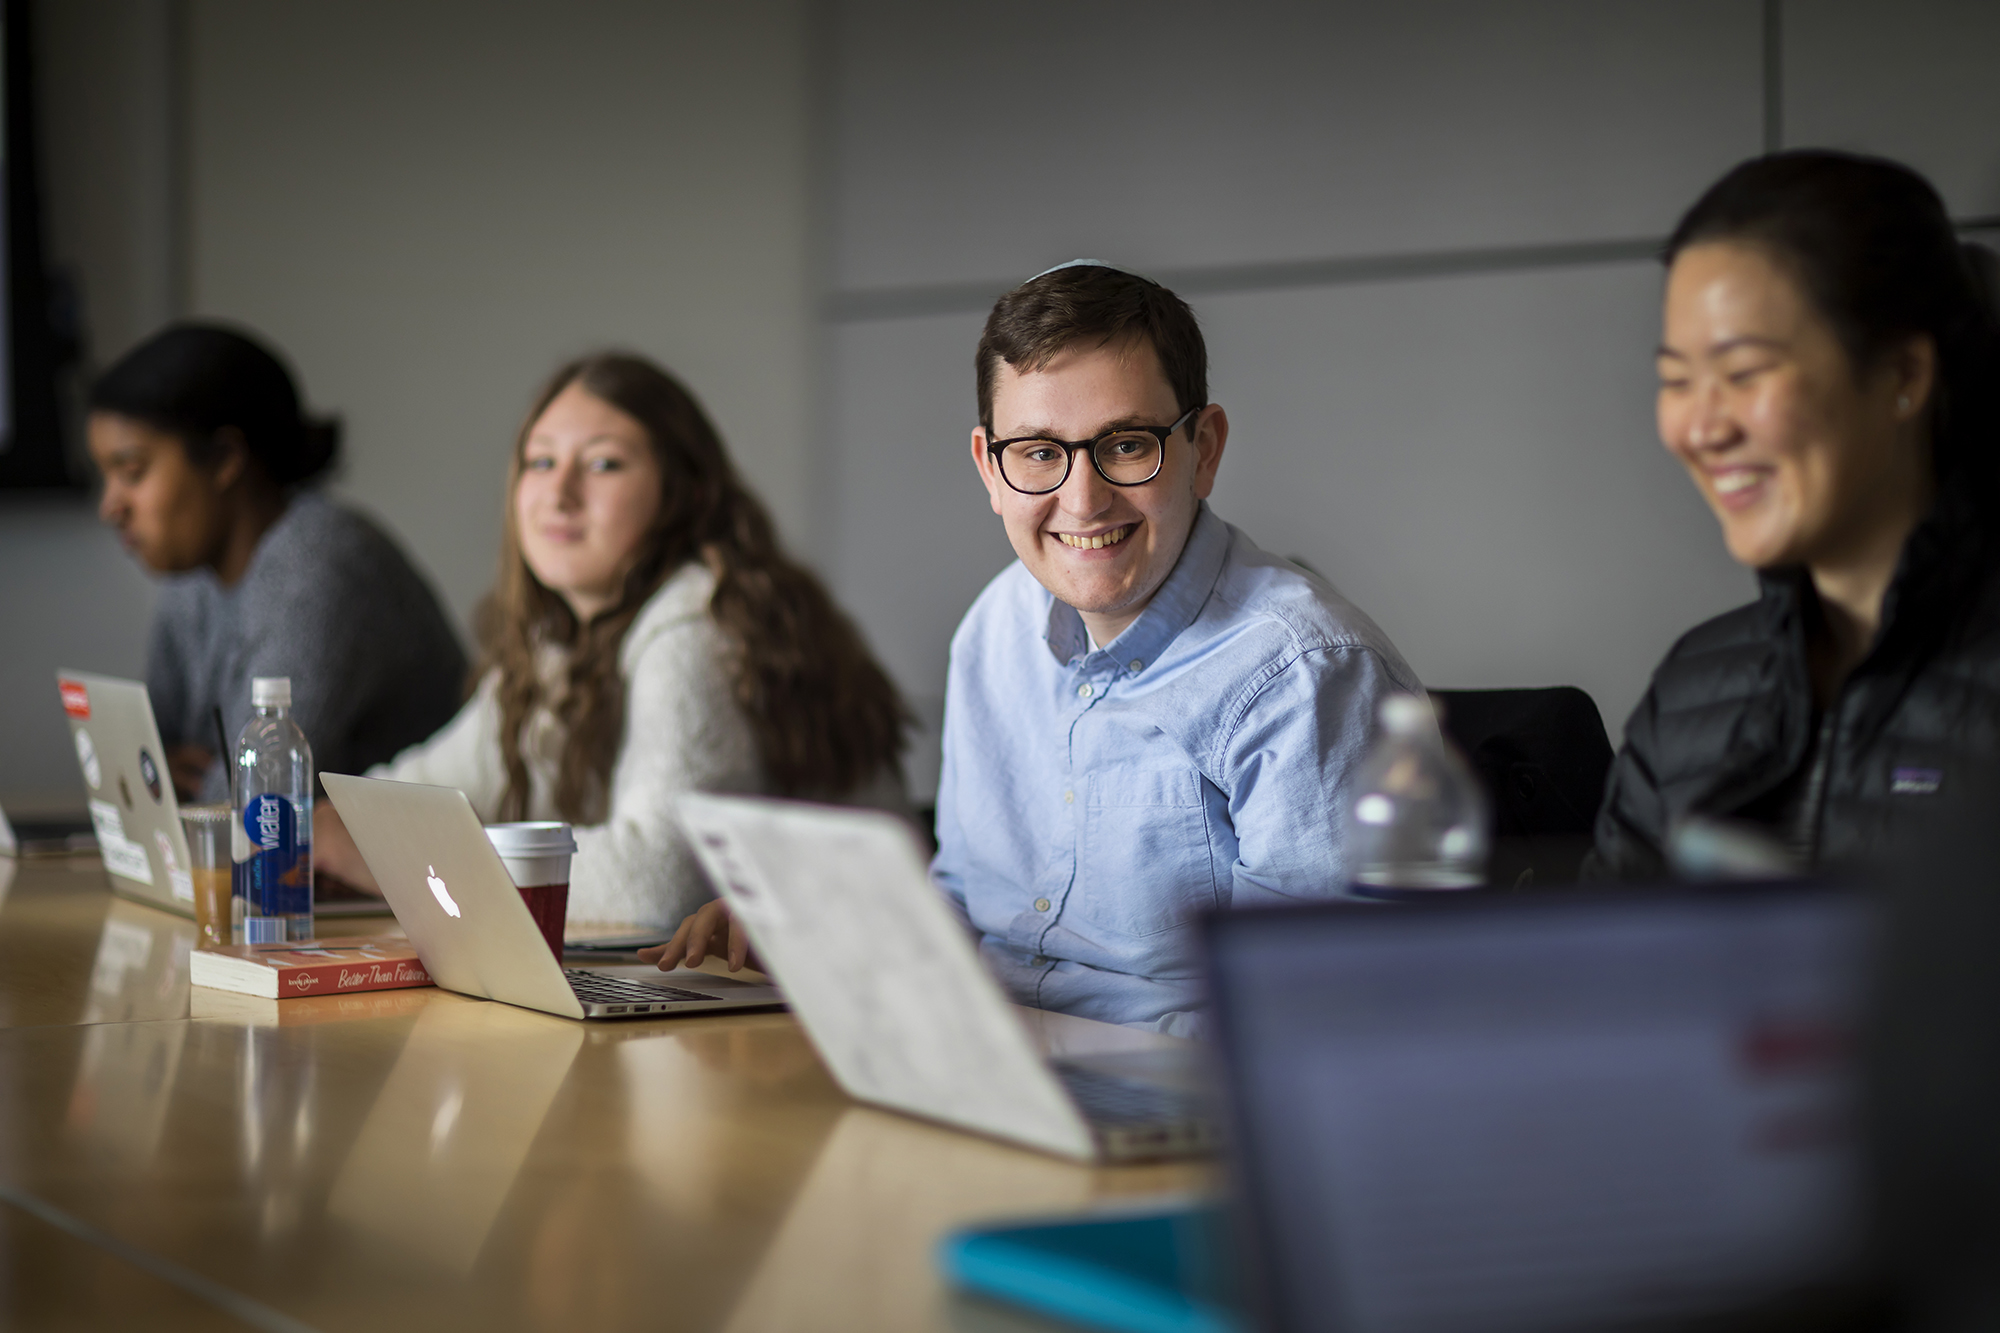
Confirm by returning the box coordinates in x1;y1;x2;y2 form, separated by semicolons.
936;260;1421;1036
651;262;1421;1026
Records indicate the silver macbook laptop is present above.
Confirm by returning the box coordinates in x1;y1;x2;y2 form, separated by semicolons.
321;773;783;1020
56;669;387;919
56;670;197;917
674;793;1213;1162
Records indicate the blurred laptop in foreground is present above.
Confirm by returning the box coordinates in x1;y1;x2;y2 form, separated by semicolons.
948;884;1872;1333
1206;886;1869;1333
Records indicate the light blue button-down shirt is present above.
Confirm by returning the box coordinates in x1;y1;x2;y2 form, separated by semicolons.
931;505;1421;1035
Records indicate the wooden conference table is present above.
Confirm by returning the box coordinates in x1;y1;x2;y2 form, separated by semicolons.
0;853;1211;1332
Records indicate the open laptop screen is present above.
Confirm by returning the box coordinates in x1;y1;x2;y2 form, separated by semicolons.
1203;886;1869;1333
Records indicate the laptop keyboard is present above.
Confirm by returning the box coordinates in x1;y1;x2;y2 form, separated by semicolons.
1056;1064;1201;1126
563;970;720;1006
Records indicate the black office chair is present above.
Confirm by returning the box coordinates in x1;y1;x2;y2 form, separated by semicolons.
1429;686;1615;888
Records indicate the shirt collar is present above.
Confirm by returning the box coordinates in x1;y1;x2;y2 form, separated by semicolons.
1042;503;1230;667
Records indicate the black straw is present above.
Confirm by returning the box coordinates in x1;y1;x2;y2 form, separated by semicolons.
212;706;233;806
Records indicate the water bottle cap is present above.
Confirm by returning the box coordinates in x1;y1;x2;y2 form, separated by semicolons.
251;676;292;708
1379;693;1433;736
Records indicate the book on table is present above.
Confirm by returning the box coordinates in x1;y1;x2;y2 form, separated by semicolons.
190;936;433;999
190;985;436;1026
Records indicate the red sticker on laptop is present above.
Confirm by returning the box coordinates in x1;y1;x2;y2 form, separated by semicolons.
59;679;90;719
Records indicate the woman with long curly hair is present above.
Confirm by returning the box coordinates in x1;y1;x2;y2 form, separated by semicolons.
316;352;908;925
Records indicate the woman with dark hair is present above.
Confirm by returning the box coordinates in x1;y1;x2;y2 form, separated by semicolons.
314;352;909;926
1592;150;2000;877
89;322;466;801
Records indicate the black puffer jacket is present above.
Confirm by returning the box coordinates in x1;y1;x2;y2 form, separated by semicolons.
1592;500;2000;879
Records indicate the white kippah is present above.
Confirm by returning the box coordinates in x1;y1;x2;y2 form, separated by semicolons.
1024;257;1136;284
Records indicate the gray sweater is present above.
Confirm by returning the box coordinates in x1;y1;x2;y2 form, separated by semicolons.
148;493;468;801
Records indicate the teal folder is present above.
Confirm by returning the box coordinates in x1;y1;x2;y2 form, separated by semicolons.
940;1204;1242;1333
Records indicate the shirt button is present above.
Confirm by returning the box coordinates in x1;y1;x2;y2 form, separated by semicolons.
1034;897;1051;912
1077;683;1093;699
1063;790;1073;804
1128;659;1144;673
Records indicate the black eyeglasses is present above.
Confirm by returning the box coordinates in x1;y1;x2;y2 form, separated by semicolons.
986;405;1203;495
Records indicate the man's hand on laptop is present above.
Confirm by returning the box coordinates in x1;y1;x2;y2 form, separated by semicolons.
640;900;758;973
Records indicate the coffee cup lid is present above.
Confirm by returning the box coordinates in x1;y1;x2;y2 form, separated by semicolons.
483;821;577;856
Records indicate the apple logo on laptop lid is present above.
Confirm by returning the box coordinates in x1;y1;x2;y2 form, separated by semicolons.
426;866;461;918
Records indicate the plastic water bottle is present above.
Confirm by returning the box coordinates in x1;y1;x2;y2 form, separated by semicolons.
233;676;314;943
1344;693;1491;898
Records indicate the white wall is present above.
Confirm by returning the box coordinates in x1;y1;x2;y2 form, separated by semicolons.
822;0;1767;799
0;0;178;817
185;0;817;627
7;0;1997;815
3;0;818;813
819;0;2000;800
830;0;1762;291
1198;265;1748;720
1784;0;2000;218
38;0;183;360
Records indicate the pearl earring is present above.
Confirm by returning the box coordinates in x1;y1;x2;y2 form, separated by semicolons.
1898;395;1911;414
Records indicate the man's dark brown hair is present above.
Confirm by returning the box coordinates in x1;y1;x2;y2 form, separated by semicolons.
974;265;1208;432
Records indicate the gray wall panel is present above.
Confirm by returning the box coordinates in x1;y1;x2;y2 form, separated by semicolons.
4;1;824;813
1783;0;2000;216
825;310;1011;799
831;0;1763;292
826;266;1754;798
189;0;817;629
1201;265;1751;740
0;505;157;816
1;4;179;813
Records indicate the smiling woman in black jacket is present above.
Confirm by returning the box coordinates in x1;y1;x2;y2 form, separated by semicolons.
1592;151;2000;878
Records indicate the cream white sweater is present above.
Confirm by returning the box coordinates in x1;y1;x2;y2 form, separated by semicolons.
372;564;762;928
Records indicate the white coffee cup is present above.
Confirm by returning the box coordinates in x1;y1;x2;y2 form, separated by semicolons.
483;821;577;888
484;822;578;959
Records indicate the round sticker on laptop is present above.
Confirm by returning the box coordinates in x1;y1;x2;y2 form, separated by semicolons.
139;748;162;802
75;728;102;789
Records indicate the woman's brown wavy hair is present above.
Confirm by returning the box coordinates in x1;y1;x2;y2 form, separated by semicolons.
481;352;908;823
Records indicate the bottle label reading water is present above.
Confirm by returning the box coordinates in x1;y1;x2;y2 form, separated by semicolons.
235;793;312;938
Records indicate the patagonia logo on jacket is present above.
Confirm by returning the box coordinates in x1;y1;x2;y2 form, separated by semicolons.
1890;766;1942;796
